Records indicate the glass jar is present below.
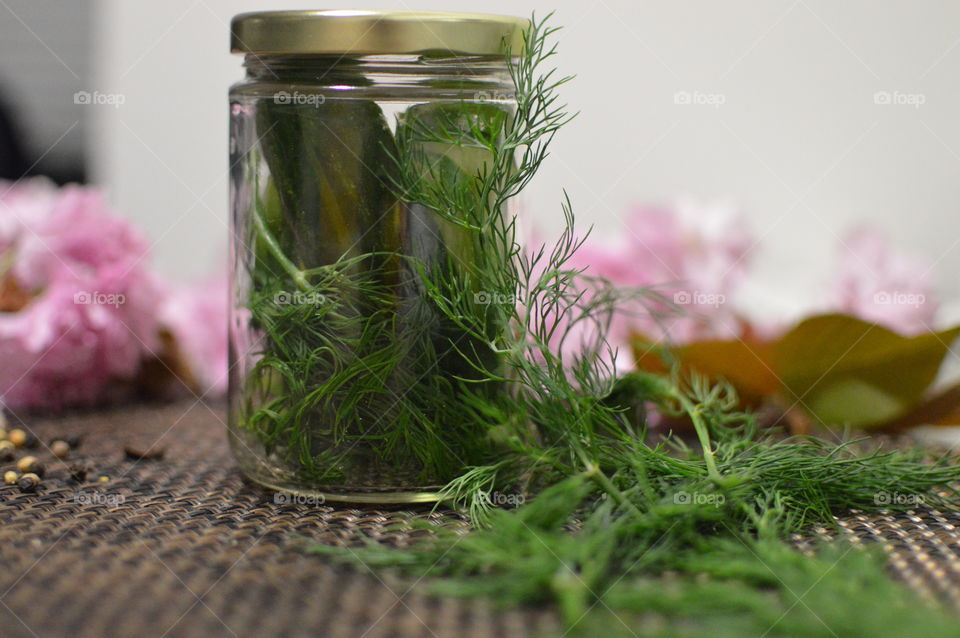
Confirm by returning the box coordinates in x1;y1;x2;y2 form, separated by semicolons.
227;11;527;503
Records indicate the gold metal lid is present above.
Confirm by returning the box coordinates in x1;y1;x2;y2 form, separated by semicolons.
230;10;528;56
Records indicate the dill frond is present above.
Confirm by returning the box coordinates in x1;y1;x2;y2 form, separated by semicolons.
305;13;960;637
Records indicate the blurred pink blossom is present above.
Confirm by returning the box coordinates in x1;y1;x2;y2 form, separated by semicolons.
0;178;58;253
12;185;150;290
159;275;229;397
0;178;161;411
0;178;226;412
828;226;938;335
569;199;754;364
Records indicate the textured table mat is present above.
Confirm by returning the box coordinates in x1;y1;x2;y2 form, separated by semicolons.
0;400;958;638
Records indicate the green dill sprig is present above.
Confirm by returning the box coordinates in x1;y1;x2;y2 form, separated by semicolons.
307;13;960;636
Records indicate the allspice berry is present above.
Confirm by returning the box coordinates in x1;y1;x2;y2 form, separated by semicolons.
51;434;82;448
3;470;18;485
0;440;14;462
16;456;45;477
8;428;25;447
17;473;39;492
51;440;70;459
8;428;35;448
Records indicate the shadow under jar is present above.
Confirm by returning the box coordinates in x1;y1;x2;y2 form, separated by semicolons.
228;10;528;503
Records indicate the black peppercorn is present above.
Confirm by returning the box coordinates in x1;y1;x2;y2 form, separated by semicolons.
124;445;165;460
17;473;39;491
67;462;90;483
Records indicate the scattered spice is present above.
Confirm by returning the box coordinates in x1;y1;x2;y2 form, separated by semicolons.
0;415;112;493
0;418;96;487
17;473;39;492
51;440;70;459
124;445;165;461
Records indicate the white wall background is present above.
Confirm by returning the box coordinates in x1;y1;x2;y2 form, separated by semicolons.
89;1;960;321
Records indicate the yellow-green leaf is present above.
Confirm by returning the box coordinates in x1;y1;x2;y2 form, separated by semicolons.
773;314;960;428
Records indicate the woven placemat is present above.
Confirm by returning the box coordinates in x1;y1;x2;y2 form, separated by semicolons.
0;400;958;638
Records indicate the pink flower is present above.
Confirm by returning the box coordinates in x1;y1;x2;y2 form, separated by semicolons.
0;178;58;253
159;275;229;397
569;199;754;360
829;226;938;334
0;178;162;412
12;185;150;291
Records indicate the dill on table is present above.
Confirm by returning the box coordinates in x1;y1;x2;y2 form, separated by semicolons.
301;14;960;637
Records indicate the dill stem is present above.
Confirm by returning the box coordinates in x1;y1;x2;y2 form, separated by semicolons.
252;204;310;292
581;456;641;516
672;391;722;484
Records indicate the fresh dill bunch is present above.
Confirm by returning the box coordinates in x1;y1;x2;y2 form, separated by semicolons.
314;407;960;635
307;12;960;636
587;540;960;637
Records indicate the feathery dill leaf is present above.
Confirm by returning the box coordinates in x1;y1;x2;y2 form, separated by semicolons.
307;13;960;636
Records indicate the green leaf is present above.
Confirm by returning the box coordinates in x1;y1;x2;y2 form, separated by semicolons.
773;314;960;428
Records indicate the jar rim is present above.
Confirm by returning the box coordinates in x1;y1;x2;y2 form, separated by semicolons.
230;10;528;57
